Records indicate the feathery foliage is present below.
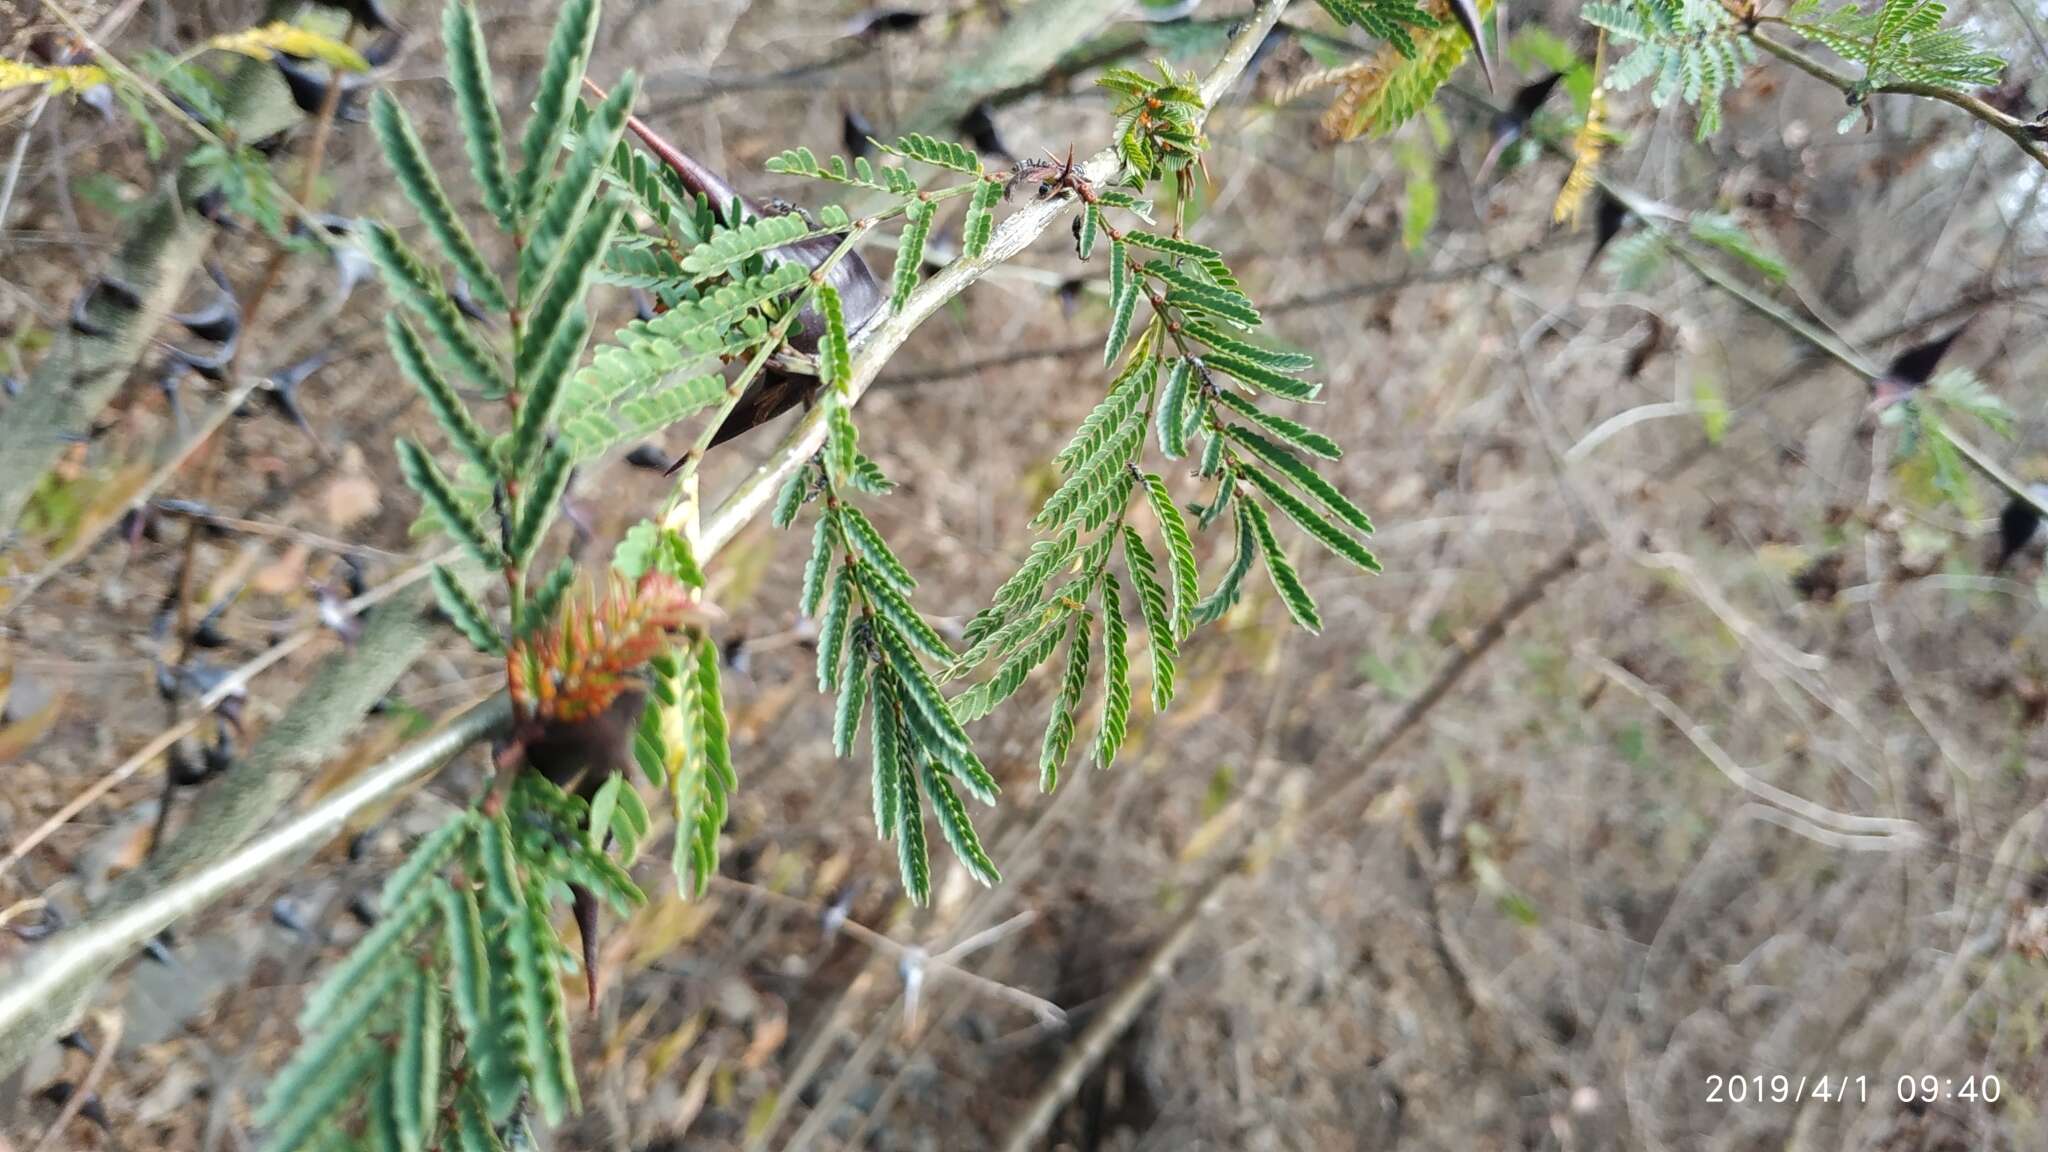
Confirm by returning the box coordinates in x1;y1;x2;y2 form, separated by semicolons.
1582;0;1754;137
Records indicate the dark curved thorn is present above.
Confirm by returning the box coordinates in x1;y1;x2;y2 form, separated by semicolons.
167;741;213;787
1446;0;1494;92
1477;73;1562;186
722;634;751;675
142;930;176;966
70;276;142;336
171;263;242;343
166;335;237;381
843;106;879;161
1888;319;1972;387
820;883;856;940
38;1082;111;1131
264;352;334;448
340;553;369;599
191;602;232;649
58;1029;96;1057
572;884;601;1011
449;277;496;327
624;444;672;472
1868;318;1973;410
270;897;315;938
1579;191;1631;278
360;29;407;69
203;726;236;776
11;904;62;941
78;83;116;122
3;373;21;397
960;103;1014;164
1057;276;1086;319
348;891;380;926
193;187;239;231
1995;489;2044;571
273;55;373;121
843;7;926;36
347;828;377;862
630;288;657;323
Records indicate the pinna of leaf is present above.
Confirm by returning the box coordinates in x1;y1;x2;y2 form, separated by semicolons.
581;78;888;463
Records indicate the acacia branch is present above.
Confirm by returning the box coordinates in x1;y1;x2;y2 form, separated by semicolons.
0;1;1290;1077
1748;27;2048;173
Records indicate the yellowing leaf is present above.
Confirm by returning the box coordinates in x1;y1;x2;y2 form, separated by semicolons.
0;59;110;95
205;23;370;72
1554;33;1609;226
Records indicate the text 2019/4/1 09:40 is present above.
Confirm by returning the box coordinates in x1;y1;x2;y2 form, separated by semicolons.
1706;1075;2004;1104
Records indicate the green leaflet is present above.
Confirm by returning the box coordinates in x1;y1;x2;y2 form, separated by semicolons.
801;513;836;617
514;0;600;215
387;313;494;479
951;608;1069;724
1141;473;1199;640
884;132;983;175
259;1035;382;1152
399;439;503;568
1212;389;1339;459
1229;426;1377;542
509;443;574;566
828;399;861;486
871;674;907;840
1165;280;1260;329
1201;350;1319;400
364;224;510;397
1104;239;1139;366
1236;464;1378;573
1077;204;1100;260
693;634;736;794
376;813;475;917
835;652;870;757
862;568;954;664
767;147;922;195
511;303;595;472
1157;358;1193;460
962;176;1002;258
817;283;851;391
520;75;635;310
773;464;811;528
920;758;1000;885
892;198;934;309
895;747;931;904
1194;498;1259;626
1039;611;1092;793
1094;577;1132;768
371;92;507;315
1243;498;1322;633
443;0;511;227
817;563;853;692
1180;318;1314;371
391;971;442;1152
1054;353;1152;473
839;503;916;593
1122;525;1177;712
682;213;811;280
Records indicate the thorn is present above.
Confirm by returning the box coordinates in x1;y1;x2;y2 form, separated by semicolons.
37;1082;111;1132
58;1029;96;1057
624;444;672;472
960;103;1013;163
1446;0;1495;92
843;7;927;37
571;884;601;1012
842;106;878;160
